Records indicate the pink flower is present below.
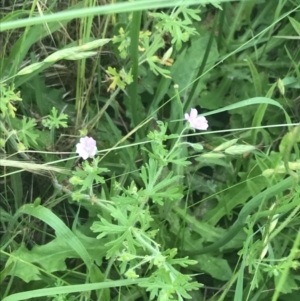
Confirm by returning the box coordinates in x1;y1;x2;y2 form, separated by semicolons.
185;108;208;130
76;136;97;160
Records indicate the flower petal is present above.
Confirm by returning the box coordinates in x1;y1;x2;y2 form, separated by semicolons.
194;116;208;130
184;109;208;131
184;113;190;121
76;136;97;159
190;108;198;119
81;151;89;160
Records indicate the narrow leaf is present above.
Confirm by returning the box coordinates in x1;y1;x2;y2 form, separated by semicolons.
202;97;284;117
16;205;93;270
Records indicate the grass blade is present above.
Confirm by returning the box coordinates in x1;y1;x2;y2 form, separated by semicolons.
16;205;93;270
0;0;237;32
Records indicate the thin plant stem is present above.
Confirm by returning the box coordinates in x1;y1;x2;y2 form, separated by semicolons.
128;11;143;139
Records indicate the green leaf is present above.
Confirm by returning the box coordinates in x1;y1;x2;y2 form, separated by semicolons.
5;232;106;283
183;142;204;152
19;117;38;146
288;16;300;36
72;159;109;192
224;144;256;155
282;76;300;89
15;205;93;270
147;56;171;78
0;84;22;118
192;254;232;281
203;177;267;225
0;262;14;284
17;62;45;75
196;153;229;168
3;2;84;81
42;107;68;129
91;209;135;258
141;159;184;204
246;56;262;96
202;97;284;117
106;67;127;91
174;206;246;249
89;265;110;301
149;7;199;51
274;272;298;294
64;51;97;60
213;139;238;152
171;34;218;100
5;243;42;282
1;0;217;31
2;279;145;301
279;126;300;156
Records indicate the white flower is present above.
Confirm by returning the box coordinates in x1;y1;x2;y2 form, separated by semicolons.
76;136;97;160
185;108;208;130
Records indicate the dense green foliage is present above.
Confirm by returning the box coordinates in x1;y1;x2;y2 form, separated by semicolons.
1;1;300;301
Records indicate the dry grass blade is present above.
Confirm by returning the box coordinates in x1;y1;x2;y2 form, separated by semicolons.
0;158;70;177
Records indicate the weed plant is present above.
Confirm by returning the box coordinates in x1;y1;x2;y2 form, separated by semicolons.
0;1;300;301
